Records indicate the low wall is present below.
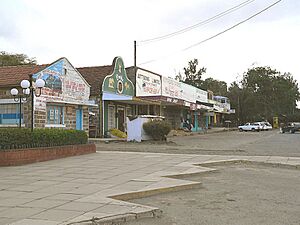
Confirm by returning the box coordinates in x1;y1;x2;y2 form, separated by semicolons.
0;144;96;166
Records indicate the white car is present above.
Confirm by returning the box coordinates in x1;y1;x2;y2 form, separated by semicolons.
258;122;272;131
238;122;262;132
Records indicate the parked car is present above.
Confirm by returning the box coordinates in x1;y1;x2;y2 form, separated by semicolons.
257;121;272;131
238;122;262;132
280;122;300;133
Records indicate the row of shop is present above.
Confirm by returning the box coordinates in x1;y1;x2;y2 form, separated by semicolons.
0;56;232;137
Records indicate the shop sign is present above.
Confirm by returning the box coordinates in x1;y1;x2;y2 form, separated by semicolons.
184;101;191;107
166;97;179;103
102;57;134;96
162;76;182;99
195;88;208;103
32;58;90;110
190;103;197;110
136;69;161;96
181;82;196;103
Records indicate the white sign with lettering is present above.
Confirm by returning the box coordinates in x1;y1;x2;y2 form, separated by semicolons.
195;88;208;103
136;69;161;96
162;76;182;99
181;82;196;103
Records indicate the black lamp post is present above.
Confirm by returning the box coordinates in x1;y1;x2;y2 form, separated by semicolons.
10;88;28;128
10;75;45;131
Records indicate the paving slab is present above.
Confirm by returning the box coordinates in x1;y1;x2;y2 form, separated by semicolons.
0;151;299;225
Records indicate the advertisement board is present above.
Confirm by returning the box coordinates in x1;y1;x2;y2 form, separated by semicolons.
136;69;161;96
195;88;208;103
181;82;196;103
162;76;182;99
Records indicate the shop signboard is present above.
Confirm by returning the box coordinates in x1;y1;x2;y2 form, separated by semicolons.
195;88;208;103
136;69;161;96
102;57;134;97
32;58;90;110
181;82;196;103
162;76;182;99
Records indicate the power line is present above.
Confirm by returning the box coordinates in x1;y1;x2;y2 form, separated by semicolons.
138;0;282;66
139;0;256;45
184;0;282;51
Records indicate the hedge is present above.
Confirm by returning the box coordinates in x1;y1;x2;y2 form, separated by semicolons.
0;128;88;150
143;120;171;141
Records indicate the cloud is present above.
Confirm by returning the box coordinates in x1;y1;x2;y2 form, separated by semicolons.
0;1;21;40
0;0;299;87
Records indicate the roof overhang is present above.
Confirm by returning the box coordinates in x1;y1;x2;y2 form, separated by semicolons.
46;99;97;107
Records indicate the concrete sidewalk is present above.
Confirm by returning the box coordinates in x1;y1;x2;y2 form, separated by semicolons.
0;151;299;225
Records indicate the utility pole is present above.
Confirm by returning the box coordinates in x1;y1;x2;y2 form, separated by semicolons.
237;94;240;124
134;40;137;68
134;40;137;97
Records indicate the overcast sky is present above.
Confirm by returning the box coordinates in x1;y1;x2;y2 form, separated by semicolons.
0;0;299;86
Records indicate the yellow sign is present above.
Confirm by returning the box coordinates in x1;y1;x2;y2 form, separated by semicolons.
273;117;279;128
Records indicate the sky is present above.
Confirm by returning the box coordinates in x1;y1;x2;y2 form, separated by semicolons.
0;0;299;86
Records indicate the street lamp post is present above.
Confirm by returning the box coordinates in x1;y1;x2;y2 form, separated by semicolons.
10;88;28;128
10;75;45;131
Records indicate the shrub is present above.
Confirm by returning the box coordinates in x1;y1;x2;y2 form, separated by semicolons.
143;120;171;141
0;128;88;150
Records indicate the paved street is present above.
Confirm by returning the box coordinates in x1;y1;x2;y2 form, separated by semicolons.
0;130;299;224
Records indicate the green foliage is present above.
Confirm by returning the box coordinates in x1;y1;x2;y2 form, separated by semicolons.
0;128;88;150
199;78;228;96
176;59;206;88
143;120;171;141
0;51;37;66
228;66;300;123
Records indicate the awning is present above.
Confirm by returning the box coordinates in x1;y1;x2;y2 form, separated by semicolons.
0;99;20;104
46;99;98;107
102;92;133;101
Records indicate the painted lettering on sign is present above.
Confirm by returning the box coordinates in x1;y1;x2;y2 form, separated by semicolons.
162;76;181;99
136;69;161;96
166;97;178;103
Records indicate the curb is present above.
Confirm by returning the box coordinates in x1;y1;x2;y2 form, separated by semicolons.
66;209;162;225
109;181;202;201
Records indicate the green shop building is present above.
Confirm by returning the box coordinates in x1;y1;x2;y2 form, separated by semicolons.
78;56;158;137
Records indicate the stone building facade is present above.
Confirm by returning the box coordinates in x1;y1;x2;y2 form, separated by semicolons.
0;58;92;133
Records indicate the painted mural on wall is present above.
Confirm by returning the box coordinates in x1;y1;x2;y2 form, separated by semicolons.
35;60;63;93
32;58;90;111
136;69;161;96
102;57;134;96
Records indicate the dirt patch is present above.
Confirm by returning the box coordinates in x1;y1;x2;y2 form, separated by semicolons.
123;165;300;225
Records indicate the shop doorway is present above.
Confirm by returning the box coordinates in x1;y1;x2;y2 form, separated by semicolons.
76;107;83;130
117;107;125;132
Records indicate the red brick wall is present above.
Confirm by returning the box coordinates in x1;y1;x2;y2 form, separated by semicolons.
0;144;96;166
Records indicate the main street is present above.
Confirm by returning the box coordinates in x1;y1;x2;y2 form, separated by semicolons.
96;129;300;157
95;129;300;225
0;130;299;225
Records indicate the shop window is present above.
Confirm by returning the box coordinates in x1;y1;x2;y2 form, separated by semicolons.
126;107;132;117
108;105;115;130
47;105;64;125
0;104;22;125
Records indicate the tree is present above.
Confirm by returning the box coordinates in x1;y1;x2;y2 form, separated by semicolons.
0;51;37;66
199;77;228;96
176;59;206;88
228;66;300;123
